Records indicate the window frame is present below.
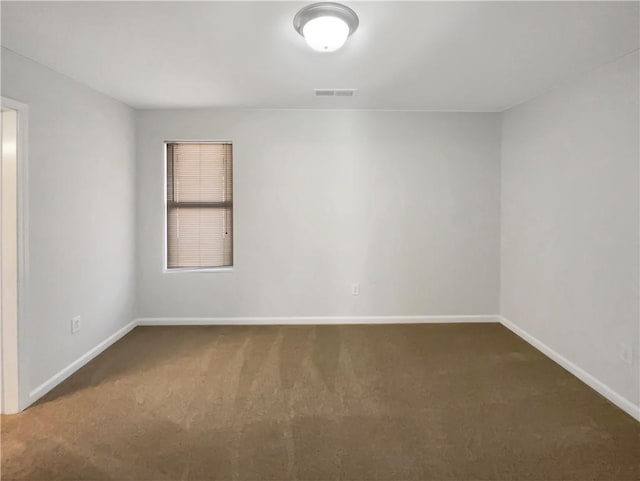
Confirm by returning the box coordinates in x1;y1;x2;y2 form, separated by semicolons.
162;140;234;274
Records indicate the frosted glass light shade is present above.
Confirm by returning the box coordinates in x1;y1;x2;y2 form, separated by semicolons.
293;3;359;53
302;16;350;52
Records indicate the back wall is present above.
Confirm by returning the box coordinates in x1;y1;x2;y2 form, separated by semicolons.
135;110;501;319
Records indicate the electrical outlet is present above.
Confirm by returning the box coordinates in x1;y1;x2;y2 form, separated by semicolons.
71;316;81;334
351;283;360;296
619;343;633;365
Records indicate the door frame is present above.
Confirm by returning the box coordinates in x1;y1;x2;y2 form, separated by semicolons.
1;96;29;413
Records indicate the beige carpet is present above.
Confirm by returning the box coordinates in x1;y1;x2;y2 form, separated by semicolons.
1;324;638;480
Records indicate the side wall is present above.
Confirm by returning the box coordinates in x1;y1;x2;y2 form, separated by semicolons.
1;48;137;405
136;110;501;320
501;51;640;409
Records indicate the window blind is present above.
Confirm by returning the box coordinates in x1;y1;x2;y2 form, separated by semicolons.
166;142;233;269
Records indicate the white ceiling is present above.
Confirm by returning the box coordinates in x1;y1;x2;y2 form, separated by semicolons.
2;1;638;111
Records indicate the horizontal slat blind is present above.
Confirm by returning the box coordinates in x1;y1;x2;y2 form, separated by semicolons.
166;143;233;268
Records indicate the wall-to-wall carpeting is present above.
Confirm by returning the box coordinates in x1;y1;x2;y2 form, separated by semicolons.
1;324;638;480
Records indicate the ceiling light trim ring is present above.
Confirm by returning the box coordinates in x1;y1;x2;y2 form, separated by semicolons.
293;2;359;38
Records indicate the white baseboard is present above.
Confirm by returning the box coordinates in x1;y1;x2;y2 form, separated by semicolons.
22;315;496;409
22;315;639;422
499;316;640;422
27;319;138;406
136;314;500;326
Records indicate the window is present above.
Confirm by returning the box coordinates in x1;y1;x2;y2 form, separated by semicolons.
165;142;233;270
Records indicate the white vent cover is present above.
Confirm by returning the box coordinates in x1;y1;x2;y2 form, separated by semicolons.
314;89;358;97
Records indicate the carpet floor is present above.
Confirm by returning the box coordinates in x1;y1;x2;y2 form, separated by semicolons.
1;324;638;480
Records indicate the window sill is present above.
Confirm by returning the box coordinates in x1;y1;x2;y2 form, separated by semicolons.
163;267;234;274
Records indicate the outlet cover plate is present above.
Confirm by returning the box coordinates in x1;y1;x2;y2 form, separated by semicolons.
71;316;81;334
619;343;633;365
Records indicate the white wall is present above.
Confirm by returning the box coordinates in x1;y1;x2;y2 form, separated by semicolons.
136;110;501;319
501;51;640;406
1;48;137;404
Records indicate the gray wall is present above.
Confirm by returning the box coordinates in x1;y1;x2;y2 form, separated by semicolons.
501;51;640;405
136;110;501;318
1;48;137;397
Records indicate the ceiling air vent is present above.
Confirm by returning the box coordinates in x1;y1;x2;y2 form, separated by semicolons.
314;88;358;97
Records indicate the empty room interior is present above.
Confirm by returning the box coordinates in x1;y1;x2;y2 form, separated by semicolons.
1;1;639;479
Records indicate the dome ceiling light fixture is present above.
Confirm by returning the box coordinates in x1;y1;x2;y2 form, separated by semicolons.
293;2;359;52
